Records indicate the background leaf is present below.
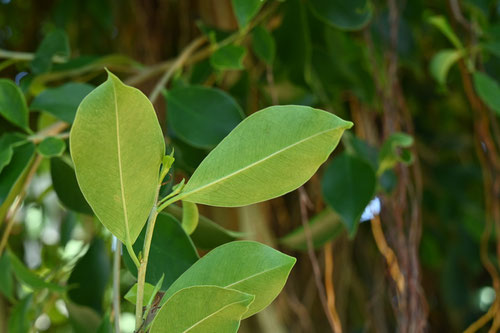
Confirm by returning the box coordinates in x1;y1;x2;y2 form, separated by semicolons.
232;0;264;28
473;72;500;115
30;29;70;74
210;45;246;70
252;25;275;65
70;72;165;244
178;105;352;207
429;49;463;85
37;136;66;157
7;294;32;333
0;79;30;131
308;0;372;31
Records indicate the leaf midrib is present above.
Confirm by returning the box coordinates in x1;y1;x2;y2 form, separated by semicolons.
179;126;347;201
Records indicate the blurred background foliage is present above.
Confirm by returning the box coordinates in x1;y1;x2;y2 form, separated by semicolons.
0;0;500;332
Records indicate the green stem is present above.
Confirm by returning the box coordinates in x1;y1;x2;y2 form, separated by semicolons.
113;242;121;333
125;241;140;269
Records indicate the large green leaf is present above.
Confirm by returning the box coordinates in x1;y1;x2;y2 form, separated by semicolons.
176;105;352;207
210;45;246;71
321;152;376;236
165;204;244;250
70;72;165;244
123;213;199;291
309;0;372;31
162;241;295;318
151;286;254;333
0;141;35;223
30;29;70;74
166;86;244;149
50;157;93;215
67;238;111;313
280;208;343;250
31;82;94;123
0;79;30;131
473;72;500;115
430;49;463;85
252;25;275;65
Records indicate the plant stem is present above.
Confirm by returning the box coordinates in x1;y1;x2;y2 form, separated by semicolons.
0;49;67;63
113;242;122;333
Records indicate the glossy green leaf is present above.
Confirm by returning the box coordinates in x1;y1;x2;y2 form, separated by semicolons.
124;282;156;306
0;132;26;174
31;29;70;74
428;16;463;50
309;0;372;31
8;294;32;333
31;82;94;123
252;25;275;64
378;132;414;175
37;136;66;157
430;49;463;85
177;105;352;207
166;86;244;149
70;71;165;244
0;253;14;301
8;250;65;292
232;0;264;28
67;238;111;313
50;157;93;215
123;213;199;291
163;241;295;318
165;204;244;250
280;208;343;250
182;201;199;235
0;142;35;223
152;286;253;333
210;45;246;70
473;72;500;115
0;79;30;131
321;153;376;236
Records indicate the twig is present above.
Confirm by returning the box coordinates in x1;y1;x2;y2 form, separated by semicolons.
298;187;337;332
113;242;122;333
0;49;67;63
324;241;342;333
28;121;69;144
464;300;497;333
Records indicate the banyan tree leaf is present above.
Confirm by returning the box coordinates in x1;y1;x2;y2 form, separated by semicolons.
181;201;199;235
210;45;246;71
0;79;30;132
232;0;265;28
30;29;70;74
70;71;165;244
176;105;352;207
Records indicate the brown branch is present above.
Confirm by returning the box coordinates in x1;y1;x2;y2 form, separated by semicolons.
324;241;343;333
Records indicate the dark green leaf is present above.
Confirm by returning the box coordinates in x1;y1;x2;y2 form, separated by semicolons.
8;294;33;333
67;302;101;333
0;79;30;131
473;72;500;115
0;253;14;301
0;132;27;174
210;45;246;70
321;152;376;236
232;0;265;28
31;29;70;74
37;136;66;157
166;86;244;149
252;25;275;64
309;0;372;31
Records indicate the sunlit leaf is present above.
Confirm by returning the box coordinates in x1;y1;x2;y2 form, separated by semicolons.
181;201;199;235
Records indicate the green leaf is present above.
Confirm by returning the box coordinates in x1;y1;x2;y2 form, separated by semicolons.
309;0;372;31
96;314;113;333
124;282;156;306
67;238;111;313
182;201;199;235
152;286;253;333
31;82;94;123
428;16;463;50
378;132;414;175
483;42;500;58
0;253;14;301
50;157;93;215
473;72;500;115
8;250;65;292
342;132;378;170
0;133;27;174
252;25;275;64
37;136;66;157
210;45;246;71
232;0;264;28
0;79;30;131
31;29;70;74
321;153;376;236
8;294;33;333
70;71;165;244
165;86;244;149
0;142;35;223
165;204;244;250
177;105;352;207
123;213;199;291
280;208;343;250
67;302;101;333
429;49;463;85
162;241;295;318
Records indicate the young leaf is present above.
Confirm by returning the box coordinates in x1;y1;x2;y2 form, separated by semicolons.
378;132;414;175
123;213;199;291
428;16;463;50
30;29;70;74
210;45;246;71
165;86;244;149
280;208;344;250
429;49;463;85
473;72;500;115
309;0;372;31
181;201;199;235
232;0;265;28
124;283;156;306
0;79;30;131
31;82;94;123
37;136;66;157
321;153;376;236
70;71;165;244
165;204;244;250
252;25;276;65
162;241;295;318
176;105;352;207
51;157;93;215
